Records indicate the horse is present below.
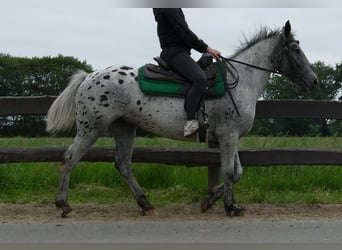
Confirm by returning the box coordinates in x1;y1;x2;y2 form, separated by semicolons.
46;21;317;218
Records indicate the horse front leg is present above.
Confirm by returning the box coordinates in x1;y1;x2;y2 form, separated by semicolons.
220;140;245;217
223;172;245;216
201;139;221;212
201;149;243;213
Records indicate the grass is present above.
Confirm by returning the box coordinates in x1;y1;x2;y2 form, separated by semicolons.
1;136;342;205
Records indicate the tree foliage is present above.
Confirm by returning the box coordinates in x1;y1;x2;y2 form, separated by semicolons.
0;54;93;136
251;61;342;136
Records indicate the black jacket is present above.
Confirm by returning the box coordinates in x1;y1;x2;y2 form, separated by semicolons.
153;8;208;54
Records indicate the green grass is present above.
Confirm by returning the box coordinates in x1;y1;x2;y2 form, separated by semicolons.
1;136;342;205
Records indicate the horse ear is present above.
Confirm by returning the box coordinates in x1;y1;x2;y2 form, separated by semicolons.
284;20;291;38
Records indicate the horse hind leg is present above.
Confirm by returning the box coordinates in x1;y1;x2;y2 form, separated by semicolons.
111;121;157;216
55;130;99;218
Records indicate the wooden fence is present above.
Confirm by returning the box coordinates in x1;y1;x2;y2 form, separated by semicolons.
1;96;342;166
2;96;342;119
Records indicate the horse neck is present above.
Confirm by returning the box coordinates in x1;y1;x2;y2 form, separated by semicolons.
233;36;279;100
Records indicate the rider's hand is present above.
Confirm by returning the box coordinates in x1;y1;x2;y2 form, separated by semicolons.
206;47;221;59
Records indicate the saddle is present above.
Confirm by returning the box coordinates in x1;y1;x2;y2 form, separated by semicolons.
143;53;219;92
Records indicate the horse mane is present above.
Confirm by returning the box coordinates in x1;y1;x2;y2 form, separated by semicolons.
232;27;281;58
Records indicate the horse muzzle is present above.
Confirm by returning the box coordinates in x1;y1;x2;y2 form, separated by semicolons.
300;68;318;92
304;74;318;91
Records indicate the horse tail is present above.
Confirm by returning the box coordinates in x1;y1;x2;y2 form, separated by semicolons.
46;70;88;134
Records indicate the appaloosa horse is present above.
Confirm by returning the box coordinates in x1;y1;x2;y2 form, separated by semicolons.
47;21;317;218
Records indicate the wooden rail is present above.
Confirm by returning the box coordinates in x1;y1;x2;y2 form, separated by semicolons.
1;96;342;119
1;96;342;166
0;96;56;116
1;146;342;166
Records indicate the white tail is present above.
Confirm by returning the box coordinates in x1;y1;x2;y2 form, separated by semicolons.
46;70;88;133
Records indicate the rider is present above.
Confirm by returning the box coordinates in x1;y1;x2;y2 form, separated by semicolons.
153;8;221;137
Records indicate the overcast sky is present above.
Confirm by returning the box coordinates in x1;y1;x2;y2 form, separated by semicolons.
1;2;341;70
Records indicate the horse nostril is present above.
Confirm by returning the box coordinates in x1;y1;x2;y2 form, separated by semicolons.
309;79;318;90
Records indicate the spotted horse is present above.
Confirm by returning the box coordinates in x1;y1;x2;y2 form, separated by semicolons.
47;21;317;218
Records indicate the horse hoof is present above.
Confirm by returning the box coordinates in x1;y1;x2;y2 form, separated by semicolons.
61;210;77;218
141;208;158;216
225;203;245;217
201;199;209;213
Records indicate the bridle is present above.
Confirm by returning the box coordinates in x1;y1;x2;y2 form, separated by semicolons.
216;36;299;116
219;39;299;80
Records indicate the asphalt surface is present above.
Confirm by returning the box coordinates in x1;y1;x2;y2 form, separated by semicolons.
1;220;342;243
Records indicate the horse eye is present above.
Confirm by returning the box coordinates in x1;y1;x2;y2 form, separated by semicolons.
291;44;301;54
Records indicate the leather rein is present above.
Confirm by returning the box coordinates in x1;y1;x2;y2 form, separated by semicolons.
216;40;296;116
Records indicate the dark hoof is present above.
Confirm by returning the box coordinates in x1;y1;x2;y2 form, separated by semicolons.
61;210;77;218
140;207;158;216
225;203;245;217
56;200;75;218
201;199;210;213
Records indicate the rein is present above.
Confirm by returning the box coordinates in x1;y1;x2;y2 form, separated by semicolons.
220;56;282;75
209;38;297;118
216;48;288;117
219;39;300;78
217;56;281;117
216;58;241;116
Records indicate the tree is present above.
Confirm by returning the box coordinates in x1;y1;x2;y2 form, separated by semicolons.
262;61;341;100
250;61;342;136
0;54;93;136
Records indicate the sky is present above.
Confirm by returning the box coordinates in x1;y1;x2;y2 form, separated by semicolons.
1;1;341;71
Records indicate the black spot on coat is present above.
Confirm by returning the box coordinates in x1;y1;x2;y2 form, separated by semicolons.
120;66;133;70
100;95;108;102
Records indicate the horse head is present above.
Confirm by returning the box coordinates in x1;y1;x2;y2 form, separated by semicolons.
272;20;318;91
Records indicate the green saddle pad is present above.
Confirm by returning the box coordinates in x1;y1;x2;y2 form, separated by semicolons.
138;63;226;98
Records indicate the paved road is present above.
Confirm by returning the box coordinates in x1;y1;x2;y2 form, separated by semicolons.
1;220;342;243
